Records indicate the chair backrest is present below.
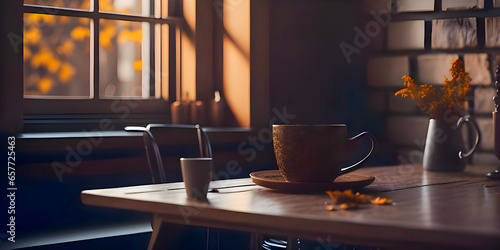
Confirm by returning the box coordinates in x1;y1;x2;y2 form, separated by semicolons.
125;124;212;184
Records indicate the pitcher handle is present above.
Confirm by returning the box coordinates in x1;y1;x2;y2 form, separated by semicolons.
340;132;377;175
457;115;481;159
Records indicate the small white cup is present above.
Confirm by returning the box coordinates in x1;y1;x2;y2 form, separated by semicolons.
180;158;213;200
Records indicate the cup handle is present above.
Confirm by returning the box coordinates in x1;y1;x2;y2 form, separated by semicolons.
456;115;481;159
339;132;377;175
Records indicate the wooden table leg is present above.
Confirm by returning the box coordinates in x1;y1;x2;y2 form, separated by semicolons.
148;215;210;250
148;215;166;250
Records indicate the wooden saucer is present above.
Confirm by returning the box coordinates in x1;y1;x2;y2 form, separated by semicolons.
250;170;375;192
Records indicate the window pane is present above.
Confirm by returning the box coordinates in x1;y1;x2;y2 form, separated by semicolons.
24;13;91;98
99;0;150;17
24;0;91;10
100;20;154;98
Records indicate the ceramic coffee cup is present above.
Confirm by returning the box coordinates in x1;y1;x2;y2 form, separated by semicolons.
180;158;213;200
273;124;376;182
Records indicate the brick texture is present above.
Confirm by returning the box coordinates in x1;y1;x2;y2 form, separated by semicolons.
474;87;495;114
388;21;425;50
442;0;484;11
486;17;500;48
367;56;410;87
417;54;459;84
432;18;477;49
464;53;491;85
395;0;434;13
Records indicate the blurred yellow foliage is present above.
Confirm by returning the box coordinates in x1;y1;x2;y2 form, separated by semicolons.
80;0;91;10
24;46;32;60
133;60;142;71
31;47;60;73
59;16;70;24
25;14;56;26
24;28;41;44
118;29;142;44
38;77;53;94
24;1;146;96
100;25;117;51
59;62;76;83
118;8;132;14
99;0;115;12
57;40;75;56
71;27;91;40
79;18;90;25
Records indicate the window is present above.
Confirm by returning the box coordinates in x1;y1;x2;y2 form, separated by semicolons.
13;0;271;132
23;0;178;120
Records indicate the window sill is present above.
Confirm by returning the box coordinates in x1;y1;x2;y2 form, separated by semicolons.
18;127;252;139
15;126;273;180
17;127;254;156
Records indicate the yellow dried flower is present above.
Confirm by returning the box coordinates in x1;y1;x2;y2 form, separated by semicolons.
395;59;471;119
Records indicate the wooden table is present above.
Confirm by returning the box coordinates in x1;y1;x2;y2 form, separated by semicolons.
81;165;500;249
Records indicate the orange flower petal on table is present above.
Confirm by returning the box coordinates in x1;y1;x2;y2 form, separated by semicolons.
326;190;356;203
339;203;359;210
371;197;393;205
326;190;393;210
326;190;372;204
355;192;371;203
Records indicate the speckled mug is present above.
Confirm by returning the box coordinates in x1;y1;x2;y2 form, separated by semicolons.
272;124;376;182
